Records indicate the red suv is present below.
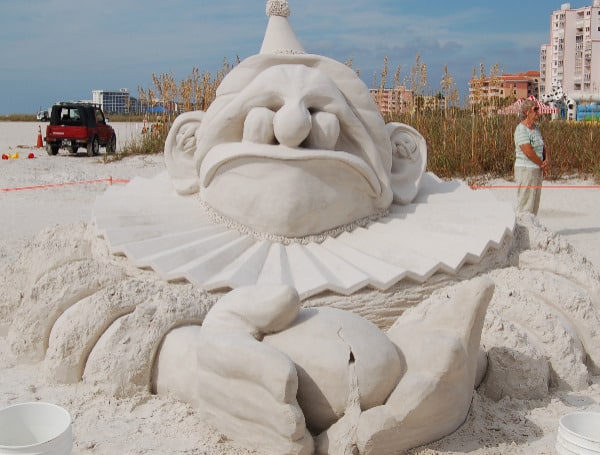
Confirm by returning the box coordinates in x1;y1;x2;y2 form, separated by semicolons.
45;102;116;156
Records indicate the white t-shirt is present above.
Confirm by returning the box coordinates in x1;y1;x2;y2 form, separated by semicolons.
514;122;544;169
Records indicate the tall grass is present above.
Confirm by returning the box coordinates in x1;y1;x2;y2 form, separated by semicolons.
543;120;600;179
0;114;37;121
390;111;600;182
391;111;515;178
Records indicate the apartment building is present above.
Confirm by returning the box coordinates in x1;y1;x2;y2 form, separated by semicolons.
369;87;414;116
468;71;540;107
540;1;600;97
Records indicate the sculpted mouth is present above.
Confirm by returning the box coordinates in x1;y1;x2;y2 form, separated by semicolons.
200;143;382;197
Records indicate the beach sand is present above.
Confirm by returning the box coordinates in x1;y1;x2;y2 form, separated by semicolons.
1;121;599;454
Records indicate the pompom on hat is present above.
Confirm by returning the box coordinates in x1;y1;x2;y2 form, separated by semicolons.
266;0;290;17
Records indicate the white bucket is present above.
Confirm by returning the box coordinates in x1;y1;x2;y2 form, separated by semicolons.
0;402;72;455
556;411;600;455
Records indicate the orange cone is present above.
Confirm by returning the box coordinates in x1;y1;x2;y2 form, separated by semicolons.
36;126;43;148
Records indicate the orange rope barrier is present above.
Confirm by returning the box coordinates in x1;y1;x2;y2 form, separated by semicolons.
471;185;600;189
3;180;598;192
0;178;130;193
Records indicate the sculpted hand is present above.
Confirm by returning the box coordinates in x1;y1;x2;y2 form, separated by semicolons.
154;285;314;455
353;277;494;454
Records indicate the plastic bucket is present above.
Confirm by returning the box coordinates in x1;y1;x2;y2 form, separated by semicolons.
556;411;600;455
0;402;72;455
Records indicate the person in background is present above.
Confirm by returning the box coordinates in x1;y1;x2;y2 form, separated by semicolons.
514;99;549;214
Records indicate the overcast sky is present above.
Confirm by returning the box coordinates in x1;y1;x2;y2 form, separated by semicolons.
0;0;592;114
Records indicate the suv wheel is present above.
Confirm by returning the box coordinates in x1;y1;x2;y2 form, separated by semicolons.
46;143;59;156
106;135;116;154
87;136;99;156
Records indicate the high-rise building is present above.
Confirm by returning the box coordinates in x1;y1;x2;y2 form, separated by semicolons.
540;1;600;97
92;89;143;114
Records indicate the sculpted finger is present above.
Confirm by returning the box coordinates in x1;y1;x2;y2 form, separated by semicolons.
155;326;298;403
202;284;301;335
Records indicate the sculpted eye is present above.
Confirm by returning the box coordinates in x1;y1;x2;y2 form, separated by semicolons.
243;107;276;144
303;111;340;151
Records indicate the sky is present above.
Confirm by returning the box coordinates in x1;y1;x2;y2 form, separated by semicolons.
0;0;593;114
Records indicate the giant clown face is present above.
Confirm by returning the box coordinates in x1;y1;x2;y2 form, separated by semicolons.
164;8;425;240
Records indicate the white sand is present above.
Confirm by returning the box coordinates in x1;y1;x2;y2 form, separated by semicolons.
1;121;600;454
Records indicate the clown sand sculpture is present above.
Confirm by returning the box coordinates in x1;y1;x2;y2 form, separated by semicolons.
5;1;600;454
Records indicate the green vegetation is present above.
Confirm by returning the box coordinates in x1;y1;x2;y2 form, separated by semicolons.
118;125;168;158
1;114;37;121
114;60;235;159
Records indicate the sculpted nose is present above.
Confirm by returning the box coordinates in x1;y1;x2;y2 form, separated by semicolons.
273;101;312;148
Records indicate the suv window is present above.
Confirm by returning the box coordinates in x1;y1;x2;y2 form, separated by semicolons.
94;108;106;124
52;106;84;126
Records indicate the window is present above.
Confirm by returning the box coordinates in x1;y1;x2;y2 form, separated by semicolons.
95;108;105;124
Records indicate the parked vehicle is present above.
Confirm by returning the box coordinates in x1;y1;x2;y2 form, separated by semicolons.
45;102;116;156
36;108;50;121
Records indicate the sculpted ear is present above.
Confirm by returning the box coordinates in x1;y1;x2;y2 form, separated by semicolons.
164;111;205;195
386;122;427;204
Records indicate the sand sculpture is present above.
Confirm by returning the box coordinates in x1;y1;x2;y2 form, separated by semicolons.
156;278;494;454
94;2;507;452
4;1;600;454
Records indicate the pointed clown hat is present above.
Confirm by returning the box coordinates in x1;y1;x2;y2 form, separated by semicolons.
260;0;305;54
